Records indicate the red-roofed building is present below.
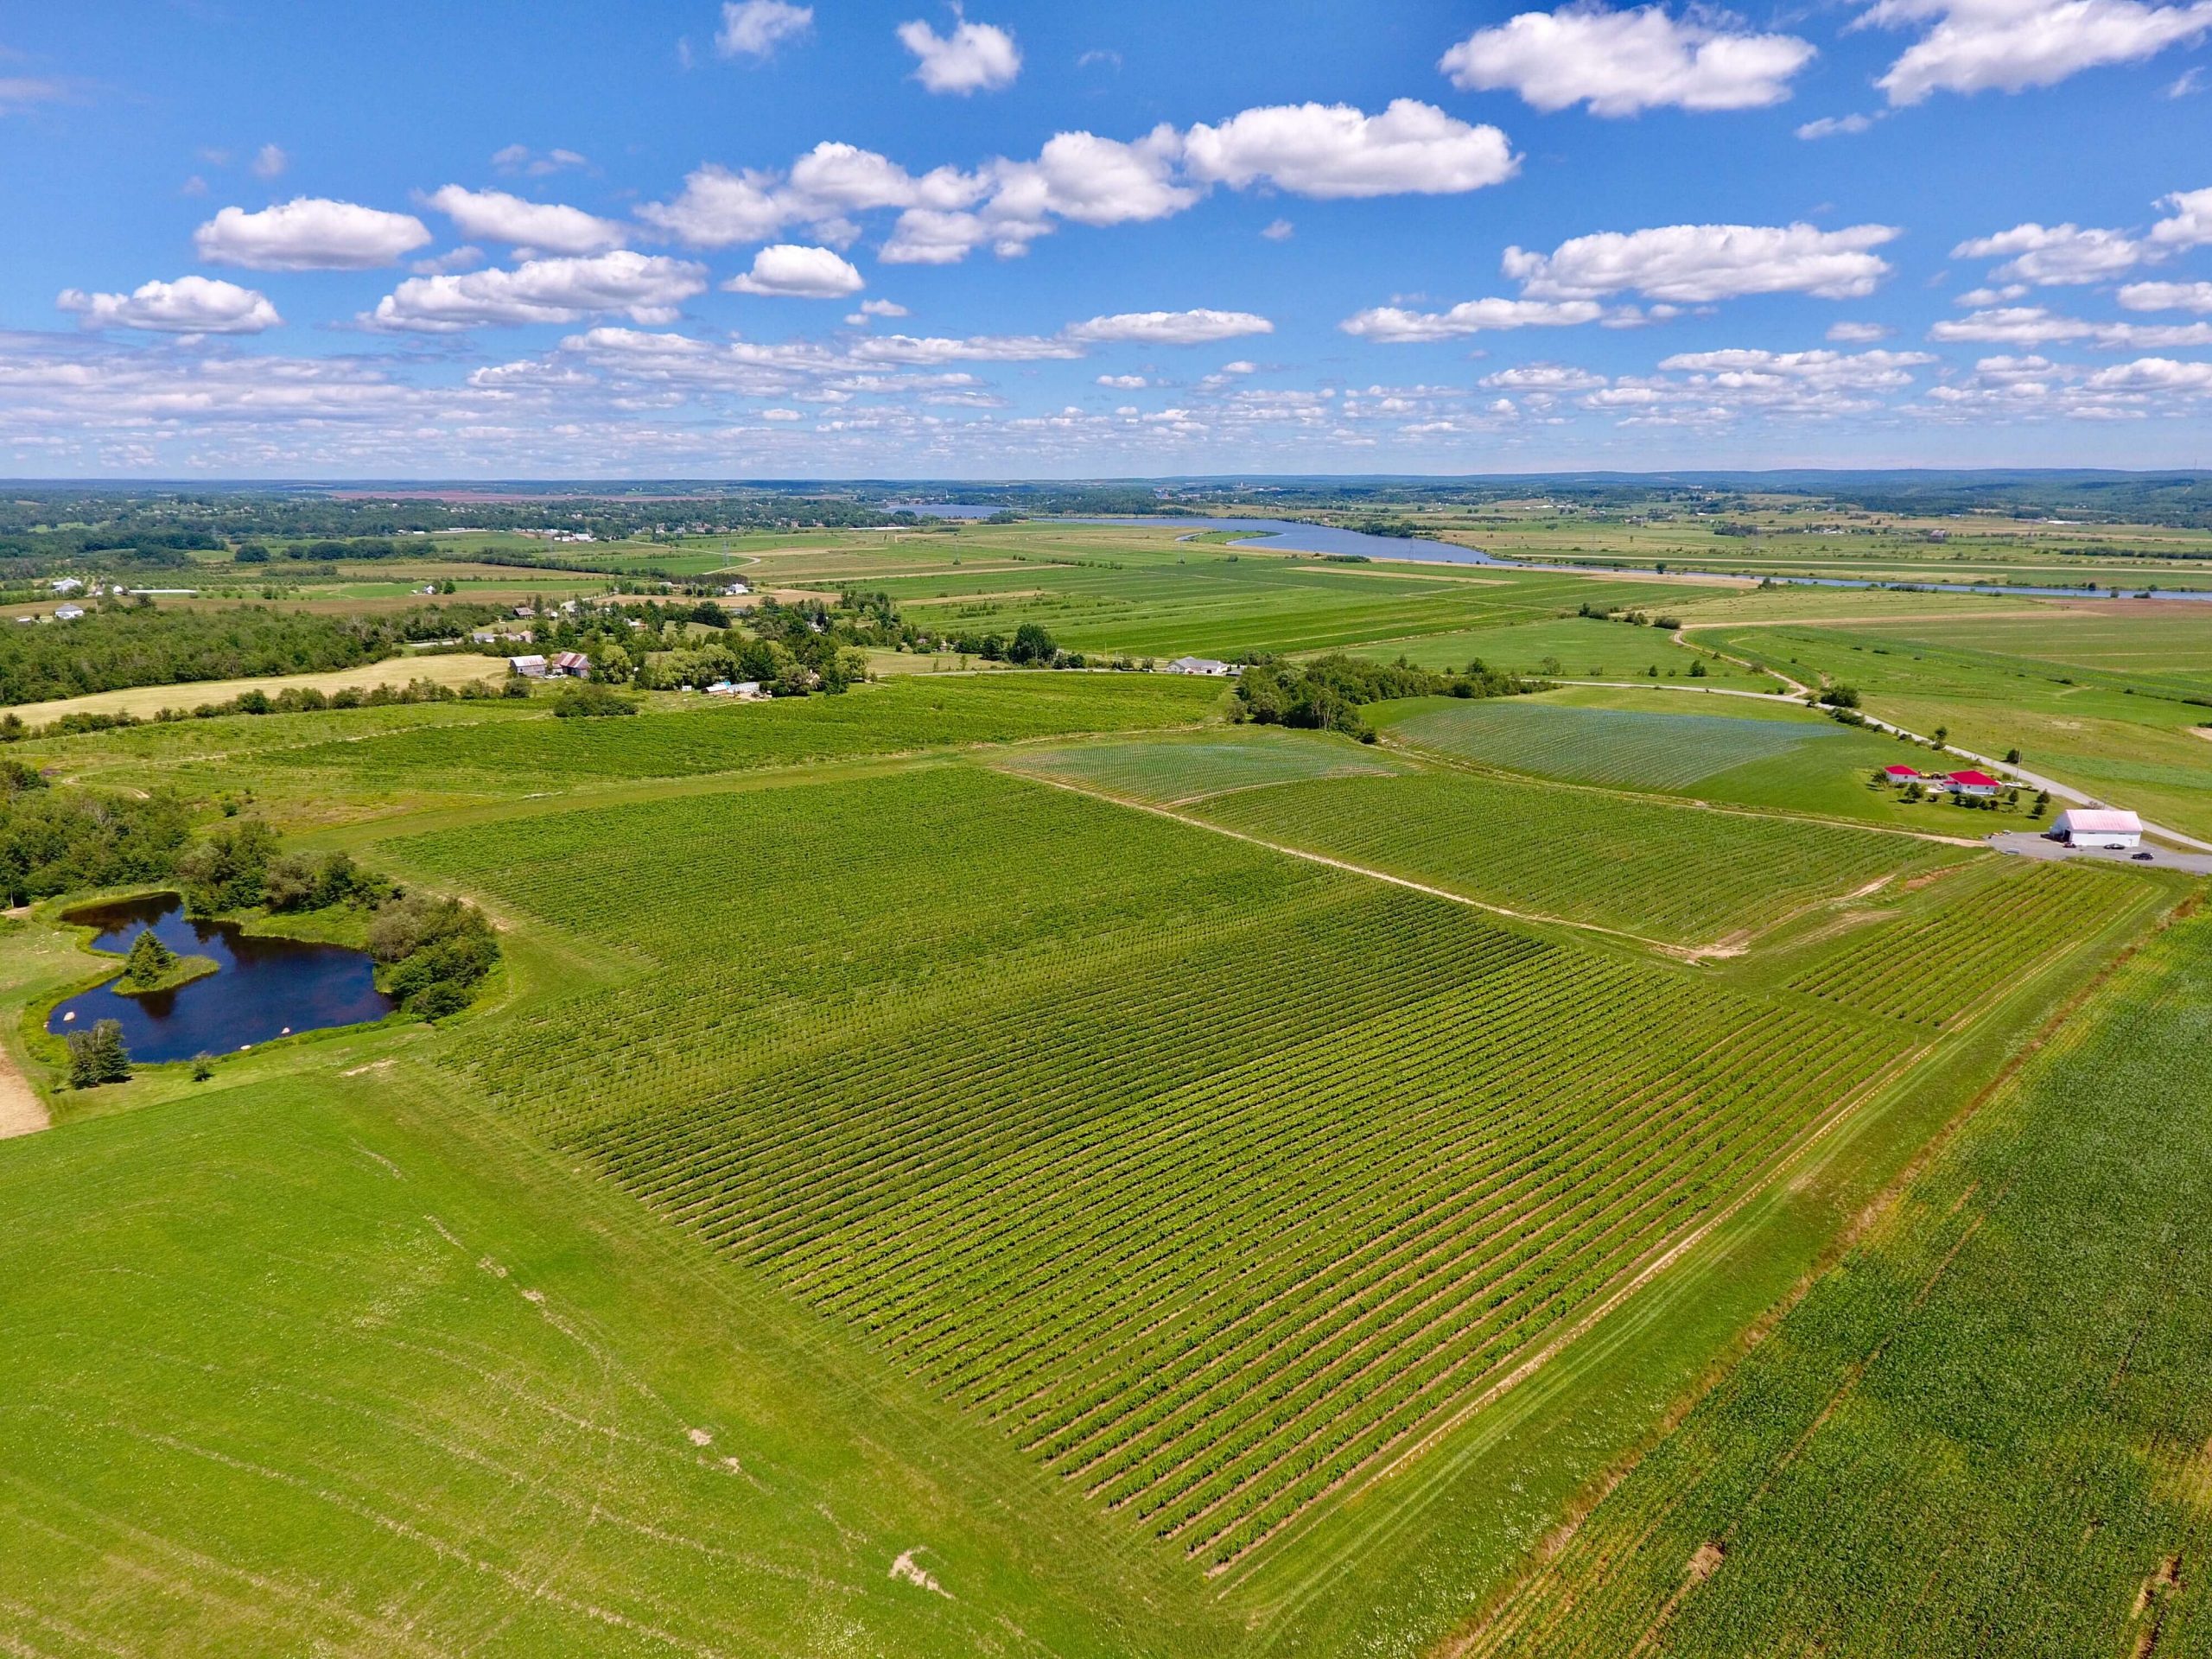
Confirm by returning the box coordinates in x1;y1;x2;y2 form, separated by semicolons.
1945;769;2001;798
1884;764;1921;781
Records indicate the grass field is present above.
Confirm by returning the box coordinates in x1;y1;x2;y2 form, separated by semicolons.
1452;902;2212;1659
0;1061;1234;1658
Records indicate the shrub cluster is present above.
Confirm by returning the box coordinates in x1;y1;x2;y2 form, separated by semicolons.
367;893;500;1020
66;1018;131;1089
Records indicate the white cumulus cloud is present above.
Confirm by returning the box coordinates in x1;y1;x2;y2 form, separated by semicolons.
1440;5;1815;115
366;251;708;331
424;185;625;254
1504;221;1900;301
2151;184;2212;246
194;196;431;270
2118;279;2212;309
1865;0;2212;105
1065;308;1274;345
1182;100;1516;198
1340;298;1606;341
726;243;865;296
1827;320;1894;340
718;0;814;58
897;13;1021;93
1953;220;2140;283
58;276;282;334
1096;373;1150;388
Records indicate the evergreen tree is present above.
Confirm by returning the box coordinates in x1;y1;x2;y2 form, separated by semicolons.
124;930;175;984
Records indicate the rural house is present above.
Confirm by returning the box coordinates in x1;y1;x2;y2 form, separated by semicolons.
1944;769;2001;798
507;653;548;678
1166;656;1235;677
1884;764;1922;782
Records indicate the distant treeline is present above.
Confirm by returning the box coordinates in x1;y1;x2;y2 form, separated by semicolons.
0;602;501;705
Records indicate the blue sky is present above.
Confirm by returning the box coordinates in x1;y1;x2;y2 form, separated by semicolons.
3;0;2210;476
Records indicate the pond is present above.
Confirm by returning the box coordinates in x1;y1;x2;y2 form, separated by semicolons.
47;893;396;1064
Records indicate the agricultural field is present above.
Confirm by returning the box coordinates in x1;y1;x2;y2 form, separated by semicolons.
1374;689;2013;830
391;767;1924;1582
1382;697;1853;791
1000;727;1410;804
1452;905;2212;1659
260;671;1226;795
1688;611;2212;839
1783;860;2140;1028
1343;616;1776;688
1178;759;1967;947
3;505;2208;1659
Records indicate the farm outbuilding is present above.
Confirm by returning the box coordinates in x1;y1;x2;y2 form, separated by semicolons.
507;653;548;678
1884;765;1922;781
550;651;592;678
1945;769;2002;798
2050;808;2143;849
1166;656;1235;677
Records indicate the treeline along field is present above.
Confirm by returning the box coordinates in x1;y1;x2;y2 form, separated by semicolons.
393;767;1922;1572
1452;902;2212;1659
0;602;492;705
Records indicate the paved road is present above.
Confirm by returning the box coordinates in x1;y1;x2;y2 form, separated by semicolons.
1986;830;2212;876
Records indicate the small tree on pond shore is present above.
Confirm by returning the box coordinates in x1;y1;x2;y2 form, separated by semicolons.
67;1019;130;1088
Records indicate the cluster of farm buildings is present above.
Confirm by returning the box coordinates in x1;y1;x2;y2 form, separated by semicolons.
1882;764;2005;798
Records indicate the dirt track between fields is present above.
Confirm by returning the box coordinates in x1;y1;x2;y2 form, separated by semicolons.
0;1044;48;1139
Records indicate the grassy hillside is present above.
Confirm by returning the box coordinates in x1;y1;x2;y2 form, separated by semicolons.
0;1061;1235;1657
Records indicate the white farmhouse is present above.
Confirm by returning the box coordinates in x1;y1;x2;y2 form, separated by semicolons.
2050;808;2143;850
1166;656;1236;677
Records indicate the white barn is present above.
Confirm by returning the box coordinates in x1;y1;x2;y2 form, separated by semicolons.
1166;656;1235;677
2051;808;2143;849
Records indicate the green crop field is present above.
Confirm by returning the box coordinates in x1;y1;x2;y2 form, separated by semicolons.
262;672;1224;792
1181;760;1967;945
1382;698;1853;791
1453;905;2212;1659
1783;860;2142;1027
391;767;1920;1577
3;506;2206;1659
1000;727;1410;804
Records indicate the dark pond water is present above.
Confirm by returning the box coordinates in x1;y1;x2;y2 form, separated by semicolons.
47;893;395;1063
